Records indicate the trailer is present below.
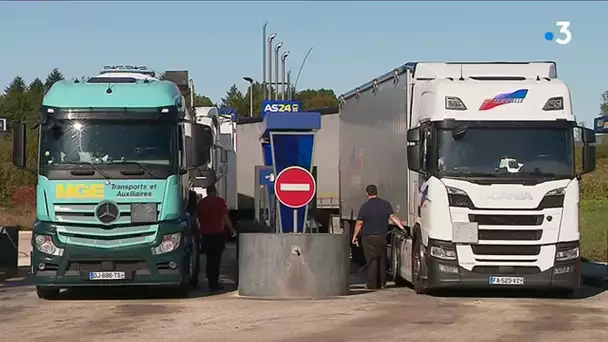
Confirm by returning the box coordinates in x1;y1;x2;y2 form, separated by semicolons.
339;61;596;295
236;108;340;231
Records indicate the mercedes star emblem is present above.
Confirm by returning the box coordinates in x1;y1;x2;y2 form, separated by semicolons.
95;201;120;224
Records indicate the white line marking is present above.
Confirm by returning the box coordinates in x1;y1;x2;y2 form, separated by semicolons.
280;183;310;191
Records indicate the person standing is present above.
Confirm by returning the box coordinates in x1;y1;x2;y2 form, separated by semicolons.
196;185;236;291
351;184;405;290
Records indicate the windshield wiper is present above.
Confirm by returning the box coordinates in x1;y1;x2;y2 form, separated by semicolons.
110;161;158;178
61;161;111;179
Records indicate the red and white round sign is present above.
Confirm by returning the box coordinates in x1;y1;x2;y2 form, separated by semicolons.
274;166;316;209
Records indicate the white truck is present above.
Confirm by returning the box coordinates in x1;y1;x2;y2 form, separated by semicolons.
339;61;596;295
192;106;238;215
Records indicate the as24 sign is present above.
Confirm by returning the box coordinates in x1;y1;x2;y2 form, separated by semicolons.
262;100;302;113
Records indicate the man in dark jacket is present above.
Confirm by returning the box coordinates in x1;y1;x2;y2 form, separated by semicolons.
351;184;405;290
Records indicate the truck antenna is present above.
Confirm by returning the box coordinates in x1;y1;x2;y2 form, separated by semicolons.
459;64;465;81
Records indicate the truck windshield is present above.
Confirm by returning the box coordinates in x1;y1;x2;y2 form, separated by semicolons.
39;119;175;169
437;127;574;177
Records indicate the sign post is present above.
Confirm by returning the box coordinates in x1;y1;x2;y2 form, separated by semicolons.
274;166;317;233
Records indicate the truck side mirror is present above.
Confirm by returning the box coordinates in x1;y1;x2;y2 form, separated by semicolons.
581;127;596;174
406;127;420;143
407;145;421;172
13;123;26;168
194;170;217;188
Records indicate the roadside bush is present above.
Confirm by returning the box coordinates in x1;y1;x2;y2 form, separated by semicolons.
11;185;36;209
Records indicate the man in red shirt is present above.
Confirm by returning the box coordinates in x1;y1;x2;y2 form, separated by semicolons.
196;185;236;291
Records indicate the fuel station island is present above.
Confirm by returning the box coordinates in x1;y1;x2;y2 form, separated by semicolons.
238;100;350;299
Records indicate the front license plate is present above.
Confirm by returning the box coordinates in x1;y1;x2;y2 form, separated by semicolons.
89;271;126;280
489;276;524;285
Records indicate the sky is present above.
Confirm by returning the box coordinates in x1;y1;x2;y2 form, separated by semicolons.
0;1;606;126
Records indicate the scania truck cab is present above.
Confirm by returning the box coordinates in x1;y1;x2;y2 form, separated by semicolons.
12;65;213;299
395;62;597;295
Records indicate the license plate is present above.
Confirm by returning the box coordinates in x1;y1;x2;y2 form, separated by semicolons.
89;271;126;280
489;276;524;285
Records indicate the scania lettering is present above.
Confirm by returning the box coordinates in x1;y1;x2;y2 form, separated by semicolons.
339;61;596;296
12;66;226;299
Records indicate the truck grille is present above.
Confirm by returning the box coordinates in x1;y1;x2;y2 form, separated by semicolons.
469;214;543;226
472;266;540;274
471;245;540;256
67;260;148;272
477;229;542;241
54;203;161;226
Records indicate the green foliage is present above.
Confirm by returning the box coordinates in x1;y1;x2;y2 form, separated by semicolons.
218;82;339;117
580;200;608;262
600;91;608;115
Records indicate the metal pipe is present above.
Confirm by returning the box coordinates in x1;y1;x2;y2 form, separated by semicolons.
274;42;283;100
262;22;268;101
281;51;290;100
286;71;292;100
188;78;194;108
243;77;254;116
294;46;313;90
268;33;276;99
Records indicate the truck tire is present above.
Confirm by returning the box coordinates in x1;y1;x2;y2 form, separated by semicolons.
412;237;428;294
390;234;408;287
36;286;59;300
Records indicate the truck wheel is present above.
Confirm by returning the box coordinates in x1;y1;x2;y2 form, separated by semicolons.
390;235;408;287
189;234;200;287
36;286;60;300
412;237;428;294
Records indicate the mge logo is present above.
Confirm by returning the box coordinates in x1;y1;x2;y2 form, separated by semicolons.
56;183;105;199
262;101;302;113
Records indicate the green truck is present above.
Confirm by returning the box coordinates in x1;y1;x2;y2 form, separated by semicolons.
12;66;217;299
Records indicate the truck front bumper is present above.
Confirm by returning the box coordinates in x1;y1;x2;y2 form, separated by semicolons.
31;221;191;288
425;241;581;290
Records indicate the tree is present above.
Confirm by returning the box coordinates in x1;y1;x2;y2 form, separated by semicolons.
295;88;339;110
1;76;31;122
194;94;213;107
220;84;246;114
4;76;26;95
44;68;64;91
28;78;44;95
600;91;608;115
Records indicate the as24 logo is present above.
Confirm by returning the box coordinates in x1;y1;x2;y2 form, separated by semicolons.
263;103;300;113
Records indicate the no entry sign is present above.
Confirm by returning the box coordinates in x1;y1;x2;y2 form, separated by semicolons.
274;166;316;209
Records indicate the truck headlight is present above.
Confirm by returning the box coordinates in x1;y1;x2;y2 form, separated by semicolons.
539;187;565;209
430;246;457;260
446;186;473;208
151;233;181;255
34;234;64;256
555;246;579;261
